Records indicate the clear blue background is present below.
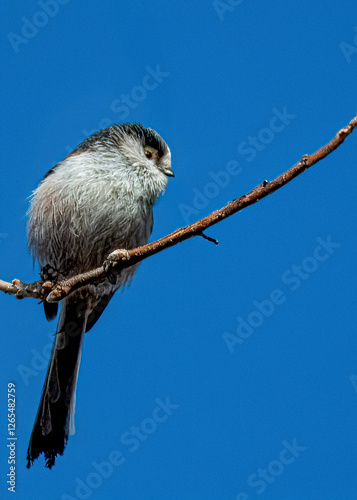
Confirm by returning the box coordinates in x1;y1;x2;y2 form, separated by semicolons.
1;1;357;499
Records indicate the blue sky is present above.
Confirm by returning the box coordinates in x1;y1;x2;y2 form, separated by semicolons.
1;1;357;499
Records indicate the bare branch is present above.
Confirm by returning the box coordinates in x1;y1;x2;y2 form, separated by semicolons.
2;113;356;304
0;279;18;295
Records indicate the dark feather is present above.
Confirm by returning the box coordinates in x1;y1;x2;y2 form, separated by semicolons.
44;302;58;321
27;291;113;469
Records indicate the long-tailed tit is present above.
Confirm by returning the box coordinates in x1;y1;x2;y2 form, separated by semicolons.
26;123;173;468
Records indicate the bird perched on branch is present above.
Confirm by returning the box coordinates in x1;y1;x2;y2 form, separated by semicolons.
26;123;174;468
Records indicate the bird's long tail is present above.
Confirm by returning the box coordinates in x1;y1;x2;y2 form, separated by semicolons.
26;296;87;469
27;290;114;469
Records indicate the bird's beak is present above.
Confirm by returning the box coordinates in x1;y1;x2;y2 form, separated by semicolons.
164;167;175;177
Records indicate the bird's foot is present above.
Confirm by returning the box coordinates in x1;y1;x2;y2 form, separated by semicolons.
103;249;131;273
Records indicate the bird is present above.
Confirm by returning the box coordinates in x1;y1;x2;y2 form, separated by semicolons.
26;123;174;469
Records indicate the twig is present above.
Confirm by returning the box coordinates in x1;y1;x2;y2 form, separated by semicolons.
199;232;219;245
0;279;18;295
1;113;356;304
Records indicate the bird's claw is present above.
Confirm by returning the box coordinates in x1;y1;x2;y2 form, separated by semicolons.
103;249;131;273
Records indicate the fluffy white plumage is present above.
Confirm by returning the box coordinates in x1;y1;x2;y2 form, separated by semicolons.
28;126;171;277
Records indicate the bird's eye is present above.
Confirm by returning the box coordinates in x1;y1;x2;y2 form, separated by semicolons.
145;149;153;159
